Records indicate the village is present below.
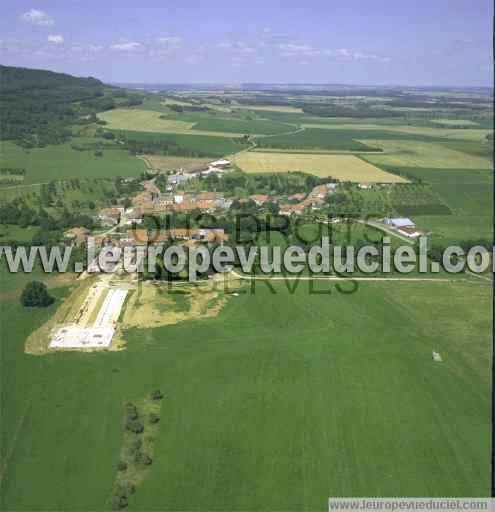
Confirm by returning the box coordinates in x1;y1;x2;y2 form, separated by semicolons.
48;157;425;353
64;157;422;253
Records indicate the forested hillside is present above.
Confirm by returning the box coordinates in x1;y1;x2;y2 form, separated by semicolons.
0;65;140;147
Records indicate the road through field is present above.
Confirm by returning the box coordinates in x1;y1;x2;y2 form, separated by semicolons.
229;269;457;283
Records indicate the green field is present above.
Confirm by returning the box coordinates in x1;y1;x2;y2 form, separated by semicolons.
360;140;492;169
0;271;490;509
0;224;39;242
386;167;493;244
191;117;296;135
430;119;480;127
117;130;249;157
0;140;145;185
256;128;380;151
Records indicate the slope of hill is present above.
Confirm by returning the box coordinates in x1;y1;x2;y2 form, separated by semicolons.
0;65;116;146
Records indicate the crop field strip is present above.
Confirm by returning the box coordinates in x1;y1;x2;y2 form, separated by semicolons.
98;108;299;137
359;139;493;169
232;151;408;182
0;140;146;185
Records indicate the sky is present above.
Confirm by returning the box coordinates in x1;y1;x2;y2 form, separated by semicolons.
0;0;493;86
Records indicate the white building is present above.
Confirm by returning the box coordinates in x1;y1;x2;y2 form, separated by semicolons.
384;217;415;229
209;159;231;169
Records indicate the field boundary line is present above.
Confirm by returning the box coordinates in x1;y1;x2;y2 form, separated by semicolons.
229;269;456;282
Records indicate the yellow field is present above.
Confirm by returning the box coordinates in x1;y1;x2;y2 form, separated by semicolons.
97;108;244;137
98;109;194;132
359;140;493;169
140;155;211;172
232;151;407;183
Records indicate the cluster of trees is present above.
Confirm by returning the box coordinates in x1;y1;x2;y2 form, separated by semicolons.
122;136;220;158
166;104;209;113
0;167;26;186
0;200;94;230
0;167;26;176
188;170;323;196
20;281;55;308
112;391;162;510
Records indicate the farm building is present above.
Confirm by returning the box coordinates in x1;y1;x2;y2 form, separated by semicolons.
384;217;415;229
384;218;420;238
209;159;231;169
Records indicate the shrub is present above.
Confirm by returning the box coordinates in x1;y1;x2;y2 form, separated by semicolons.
117;461;127;472
150;389;163;400
125;402;138;421
20;281;55;308
111;494;128;510
125;418;144;434
129;437;142;453
149;413;160;424
134;451;153;466
116;481;136;496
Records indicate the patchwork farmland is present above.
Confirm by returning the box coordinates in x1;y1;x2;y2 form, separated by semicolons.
0;62;493;511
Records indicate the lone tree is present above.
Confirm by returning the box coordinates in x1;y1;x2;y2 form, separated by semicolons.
20;281;54;308
150;389;163;401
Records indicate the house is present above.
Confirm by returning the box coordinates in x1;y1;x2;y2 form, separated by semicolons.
153;193;175;211
195;228;228;243
279;204;305;216
288;193;307;202
196;192;226;209
249;194;271;206
98;207;124;226
174;199;197;212
64;227;90;247
309;184;334;201
121;207;143;226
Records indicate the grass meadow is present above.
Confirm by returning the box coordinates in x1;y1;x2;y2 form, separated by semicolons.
117;130;249;157
360;140;492;169
0;270;490;510
387;167;493;244
191;117;296;135
0;140;146;185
